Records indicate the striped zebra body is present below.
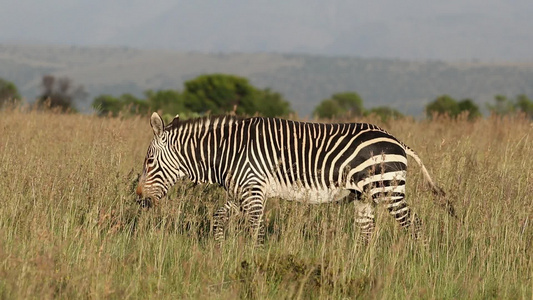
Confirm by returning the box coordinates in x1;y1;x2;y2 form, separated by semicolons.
136;113;452;243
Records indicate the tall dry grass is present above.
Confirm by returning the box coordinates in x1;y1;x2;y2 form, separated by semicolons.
0;108;531;299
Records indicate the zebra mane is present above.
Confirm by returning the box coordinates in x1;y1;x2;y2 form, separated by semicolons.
162;115;410;151
164;114;246;132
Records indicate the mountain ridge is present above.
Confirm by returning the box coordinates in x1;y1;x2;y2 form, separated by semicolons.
1;44;532;116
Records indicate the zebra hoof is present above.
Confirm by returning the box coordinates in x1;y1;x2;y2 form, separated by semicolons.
136;198;152;209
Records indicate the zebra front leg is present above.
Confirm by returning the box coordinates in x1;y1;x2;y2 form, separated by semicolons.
213;201;238;242
240;187;266;245
354;199;376;245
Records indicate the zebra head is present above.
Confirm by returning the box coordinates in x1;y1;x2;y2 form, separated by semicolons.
135;112;185;207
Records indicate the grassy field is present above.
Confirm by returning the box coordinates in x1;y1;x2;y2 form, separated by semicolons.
0;108;531;299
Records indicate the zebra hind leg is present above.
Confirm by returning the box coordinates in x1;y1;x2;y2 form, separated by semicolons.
383;192;423;241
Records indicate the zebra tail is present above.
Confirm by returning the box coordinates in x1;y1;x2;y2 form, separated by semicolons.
404;147;457;219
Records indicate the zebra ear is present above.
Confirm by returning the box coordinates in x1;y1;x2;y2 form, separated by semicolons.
171;114;180;128
150;112;164;137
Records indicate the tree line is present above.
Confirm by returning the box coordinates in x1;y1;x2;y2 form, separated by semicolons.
312;91;404;122
93;74;292;122
1;74;532;120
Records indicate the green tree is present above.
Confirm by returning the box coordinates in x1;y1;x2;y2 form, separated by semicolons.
92;93;149;117
457;98;481;120
183;74;258;115
514;94;533;119
119;93;149;115
367;106;404;122
0;78;21;108
313;99;342;119
92;94;122;116
487;94;515;116
37;75;87;112
426;94;460;118
182;74;292;117
255;88;292;117
145;89;185;115
426;95;481;120
93;74;292;118
313;92;364;119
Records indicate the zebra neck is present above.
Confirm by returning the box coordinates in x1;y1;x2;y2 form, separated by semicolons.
174;115;244;186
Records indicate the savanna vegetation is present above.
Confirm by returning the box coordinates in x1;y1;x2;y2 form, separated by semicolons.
0;78;20;108
4;73;532;122
92;74;293;121
0;106;531;299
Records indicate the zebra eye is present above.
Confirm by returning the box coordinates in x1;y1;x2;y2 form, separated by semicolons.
147;158;154;165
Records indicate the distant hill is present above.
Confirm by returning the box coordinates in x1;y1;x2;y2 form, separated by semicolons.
3;1;533;61
1;44;532;116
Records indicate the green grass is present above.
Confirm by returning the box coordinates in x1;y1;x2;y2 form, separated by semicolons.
0;109;531;299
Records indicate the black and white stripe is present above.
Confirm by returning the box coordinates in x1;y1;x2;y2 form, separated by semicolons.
136;113;454;243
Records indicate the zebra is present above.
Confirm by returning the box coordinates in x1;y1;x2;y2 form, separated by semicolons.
135;112;455;244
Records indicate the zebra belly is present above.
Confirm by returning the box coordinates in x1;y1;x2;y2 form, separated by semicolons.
262;168;406;204
264;180;353;204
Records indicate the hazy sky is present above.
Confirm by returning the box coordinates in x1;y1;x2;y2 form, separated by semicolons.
2;0;533;61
